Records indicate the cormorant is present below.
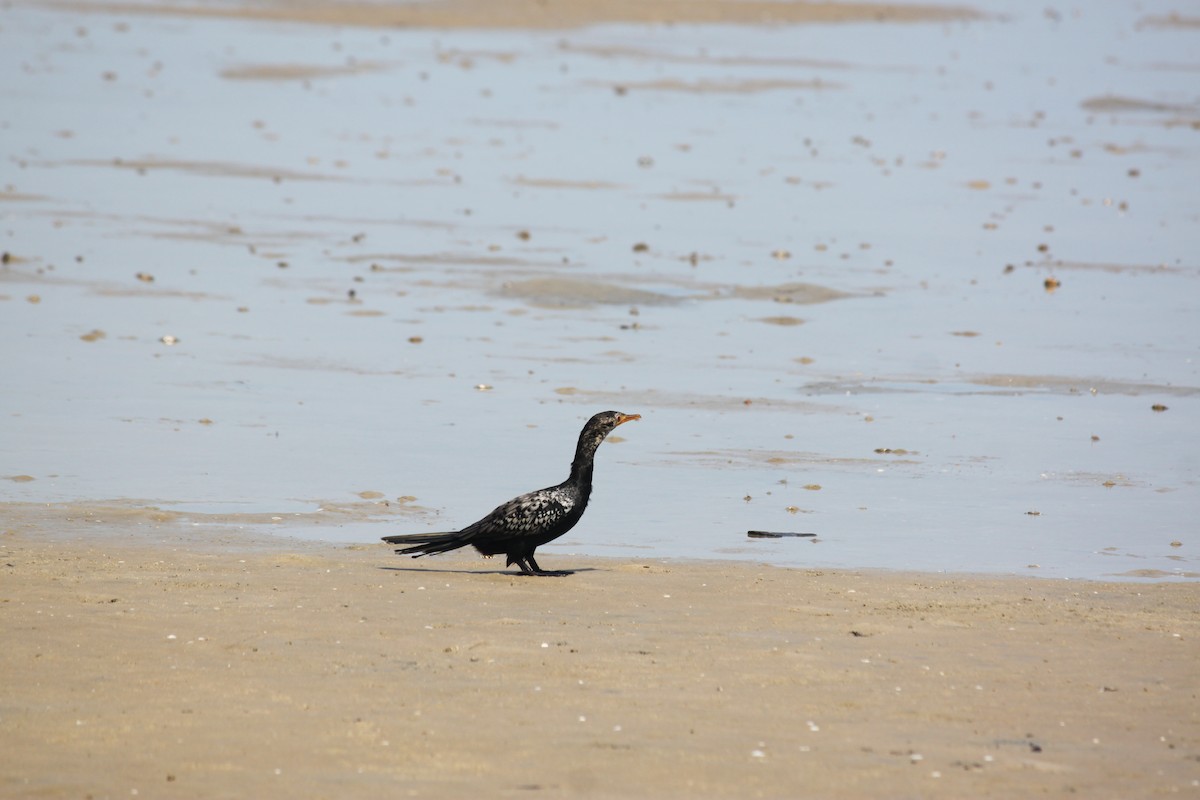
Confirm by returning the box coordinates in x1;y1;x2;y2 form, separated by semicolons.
382;410;640;575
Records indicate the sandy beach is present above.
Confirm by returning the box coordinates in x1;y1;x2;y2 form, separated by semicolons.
3;0;1198;795
2;531;1196;798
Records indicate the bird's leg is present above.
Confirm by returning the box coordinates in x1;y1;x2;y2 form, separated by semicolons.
507;554;573;576
524;554;574;577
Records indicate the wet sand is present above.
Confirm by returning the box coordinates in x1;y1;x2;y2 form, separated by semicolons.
4;0;1197;576
2;531;1197;798
52;0;983;30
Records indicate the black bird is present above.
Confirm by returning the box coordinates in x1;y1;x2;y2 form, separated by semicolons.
382;410;640;576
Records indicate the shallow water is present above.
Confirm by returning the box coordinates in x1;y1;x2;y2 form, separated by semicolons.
2;0;1197;579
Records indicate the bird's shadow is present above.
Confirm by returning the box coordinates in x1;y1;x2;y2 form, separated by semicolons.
378;565;600;577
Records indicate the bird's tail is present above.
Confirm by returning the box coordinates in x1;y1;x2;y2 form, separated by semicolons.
381;531;471;558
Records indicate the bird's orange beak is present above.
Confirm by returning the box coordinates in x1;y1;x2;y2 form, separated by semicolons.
615;413;641;426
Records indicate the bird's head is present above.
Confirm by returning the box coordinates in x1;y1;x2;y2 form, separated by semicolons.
575;410;640;455
590;410;641;434
570;411;640;474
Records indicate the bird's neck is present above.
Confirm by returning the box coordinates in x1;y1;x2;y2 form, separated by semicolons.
568;458;594;487
568;433;602;487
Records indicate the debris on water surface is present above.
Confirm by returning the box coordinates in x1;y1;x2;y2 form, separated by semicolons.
747;531;817;539
1151;404;1168;412
759;315;805;326
160;335;178;345
1044;277;1061;291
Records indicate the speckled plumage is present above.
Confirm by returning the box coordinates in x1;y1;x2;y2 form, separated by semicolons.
382;410;639;575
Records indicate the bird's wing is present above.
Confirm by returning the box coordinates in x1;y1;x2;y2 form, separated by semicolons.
464;486;578;542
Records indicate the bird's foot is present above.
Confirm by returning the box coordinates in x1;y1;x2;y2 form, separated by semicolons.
514;556;574;576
